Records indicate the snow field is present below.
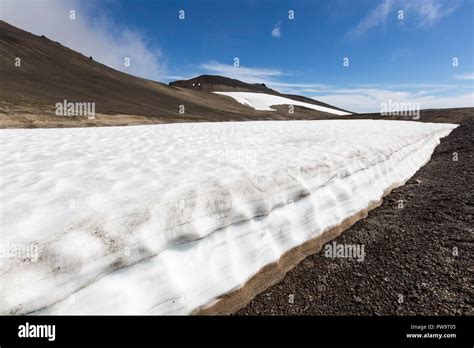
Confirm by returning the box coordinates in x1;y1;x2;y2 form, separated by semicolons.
0;120;456;314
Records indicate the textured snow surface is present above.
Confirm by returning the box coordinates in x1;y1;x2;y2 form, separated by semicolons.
0;120;456;314
214;91;351;115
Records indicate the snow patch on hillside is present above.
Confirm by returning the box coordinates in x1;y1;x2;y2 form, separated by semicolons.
214;91;351;115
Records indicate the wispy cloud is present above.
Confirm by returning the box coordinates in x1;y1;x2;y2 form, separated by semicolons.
200;62;332;91
266;82;329;91
1;0;166;80
454;72;474;80
349;0;394;37
348;0;460;37
315;86;473;113
416;0;457;26
200;62;284;83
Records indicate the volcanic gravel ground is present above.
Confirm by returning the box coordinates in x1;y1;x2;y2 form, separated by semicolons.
238;111;473;315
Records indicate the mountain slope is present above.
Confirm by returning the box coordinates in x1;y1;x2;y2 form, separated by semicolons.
169;74;279;94
170;75;351;113
0;20;352;128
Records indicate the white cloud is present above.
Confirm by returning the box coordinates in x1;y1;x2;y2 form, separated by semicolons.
1;0;165;80
348;0;459;37
315;88;474;113
349;0;394;37
416;0;450;26
267;82;329;91
454;72;474;80
200;62;284;84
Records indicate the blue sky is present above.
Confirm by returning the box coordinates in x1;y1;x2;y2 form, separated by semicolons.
2;0;473;112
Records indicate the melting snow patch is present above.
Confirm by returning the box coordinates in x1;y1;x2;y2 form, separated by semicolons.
0;120;456;314
214;91;351;115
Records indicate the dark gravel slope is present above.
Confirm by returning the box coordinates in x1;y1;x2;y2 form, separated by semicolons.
238;110;473;315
